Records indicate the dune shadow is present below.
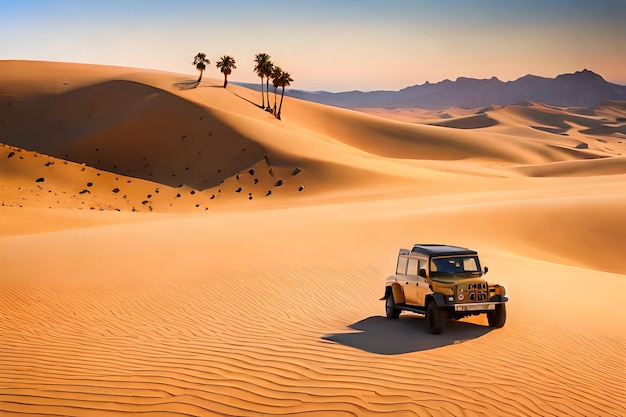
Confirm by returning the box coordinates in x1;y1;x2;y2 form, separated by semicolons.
531;125;567;135
323;315;491;355
429;114;499;129
173;80;200;90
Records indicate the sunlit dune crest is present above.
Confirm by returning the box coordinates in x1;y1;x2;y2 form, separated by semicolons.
1;61;625;416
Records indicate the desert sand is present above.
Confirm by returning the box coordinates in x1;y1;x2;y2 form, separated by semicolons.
1;60;625;416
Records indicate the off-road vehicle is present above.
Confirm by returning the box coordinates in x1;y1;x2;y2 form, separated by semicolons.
381;244;508;334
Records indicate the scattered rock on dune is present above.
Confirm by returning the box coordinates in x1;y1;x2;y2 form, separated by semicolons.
7;151;15;158
112;188;120;193
87;182;93;187
265;190;272;196
235;187;242;193
275;180;283;187
249;169;255;176
292;167;301;176
35;177;45;183
298;185;305;192
79;189;90;195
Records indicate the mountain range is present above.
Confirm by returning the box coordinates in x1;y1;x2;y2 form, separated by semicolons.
238;70;626;109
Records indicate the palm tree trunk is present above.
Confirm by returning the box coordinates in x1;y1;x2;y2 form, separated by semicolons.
223;75;228;88
260;77;265;108
273;86;277;115
266;79;271;109
277;86;285;120
197;71;203;82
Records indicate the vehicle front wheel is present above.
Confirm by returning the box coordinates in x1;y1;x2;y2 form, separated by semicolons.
385;291;400;319
426;301;446;334
487;303;506;328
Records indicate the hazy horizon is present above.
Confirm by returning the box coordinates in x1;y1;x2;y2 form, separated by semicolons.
1;0;625;92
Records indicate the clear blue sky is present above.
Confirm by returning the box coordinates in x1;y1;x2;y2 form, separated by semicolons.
1;0;624;91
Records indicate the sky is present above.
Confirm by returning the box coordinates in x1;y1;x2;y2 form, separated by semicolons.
1;0;625;92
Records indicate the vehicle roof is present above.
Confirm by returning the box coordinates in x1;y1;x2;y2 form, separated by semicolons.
411;244;478;256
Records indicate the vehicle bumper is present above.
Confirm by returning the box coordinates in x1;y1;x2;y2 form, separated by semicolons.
454;303;496;312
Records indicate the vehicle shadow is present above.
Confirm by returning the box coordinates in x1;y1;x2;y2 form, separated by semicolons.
322;315;492;354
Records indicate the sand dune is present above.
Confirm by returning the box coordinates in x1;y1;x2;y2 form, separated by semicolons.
1;61;625;416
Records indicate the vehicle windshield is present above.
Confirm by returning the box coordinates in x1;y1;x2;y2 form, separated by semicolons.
430;256;481;275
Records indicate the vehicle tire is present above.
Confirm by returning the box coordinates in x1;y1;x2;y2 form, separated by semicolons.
385;291;400;319
487;303;506;328
426;301;446;334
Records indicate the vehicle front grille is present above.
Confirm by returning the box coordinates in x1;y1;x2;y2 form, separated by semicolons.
458;283;489;302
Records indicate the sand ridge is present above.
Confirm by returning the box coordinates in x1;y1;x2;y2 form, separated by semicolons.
1;60;625;416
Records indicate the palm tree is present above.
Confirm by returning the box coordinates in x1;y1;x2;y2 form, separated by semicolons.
216;55;236;88
276;71;293;120
261;60;273;109
270;66;282;115
192;52;210;82
254;53;271;108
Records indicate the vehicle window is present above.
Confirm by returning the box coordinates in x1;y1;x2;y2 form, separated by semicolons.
407;258;419;276
463;257;478;271
396;256;408;274
431;256;480;274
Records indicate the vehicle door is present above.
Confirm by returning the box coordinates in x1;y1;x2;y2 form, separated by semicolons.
415;259;430;306
403;257;420;305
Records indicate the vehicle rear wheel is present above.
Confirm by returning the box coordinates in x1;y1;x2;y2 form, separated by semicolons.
426;301;446;334
385;291;400;319
487;303;506;328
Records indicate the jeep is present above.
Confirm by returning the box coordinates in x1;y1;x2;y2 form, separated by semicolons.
381;244;508;334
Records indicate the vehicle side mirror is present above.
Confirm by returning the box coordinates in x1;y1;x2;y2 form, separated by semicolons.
419;269;427;278
484;266;489;274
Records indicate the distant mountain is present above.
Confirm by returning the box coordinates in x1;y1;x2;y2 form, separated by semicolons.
237;70;626;109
